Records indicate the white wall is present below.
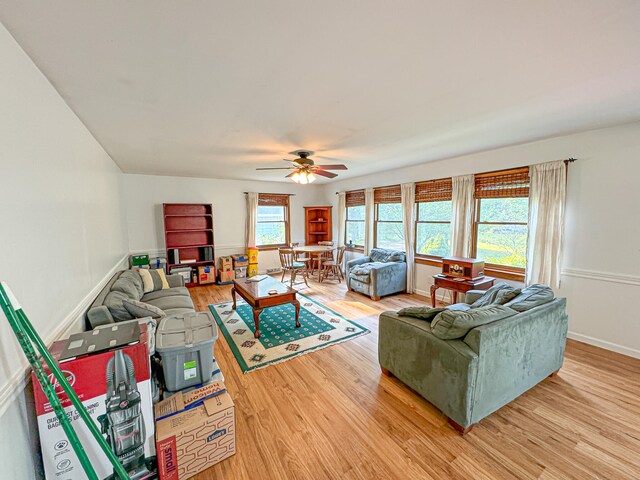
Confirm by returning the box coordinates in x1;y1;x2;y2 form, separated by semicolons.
324;122;640;357
123;174;327;272
0;23;128;478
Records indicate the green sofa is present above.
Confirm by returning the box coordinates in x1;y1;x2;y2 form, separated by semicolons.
378;288;568;433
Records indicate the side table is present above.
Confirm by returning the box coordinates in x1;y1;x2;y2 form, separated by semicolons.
430;275;495;307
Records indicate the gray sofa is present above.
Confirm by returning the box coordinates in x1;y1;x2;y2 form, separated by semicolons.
346;248;407;300
378;284;568;433
86;269;194;329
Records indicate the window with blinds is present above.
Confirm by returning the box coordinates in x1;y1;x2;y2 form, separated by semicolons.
415;178;453;258
373;185;404;249
256;194;290;247
472;167;530;270
345;190;365;247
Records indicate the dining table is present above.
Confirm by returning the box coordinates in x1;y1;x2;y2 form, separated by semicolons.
292;245;334;277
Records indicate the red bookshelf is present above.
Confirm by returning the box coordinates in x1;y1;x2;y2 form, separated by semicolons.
163;203;215;287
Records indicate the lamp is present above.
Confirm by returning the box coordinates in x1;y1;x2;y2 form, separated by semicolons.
291;171;300;183
298;171;309;184
290;170;316;184
307;172;316;183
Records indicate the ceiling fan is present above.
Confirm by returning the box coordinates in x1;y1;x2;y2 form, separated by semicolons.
256;150;348;184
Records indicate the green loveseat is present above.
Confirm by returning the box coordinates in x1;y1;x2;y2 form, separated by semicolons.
378;289;568;433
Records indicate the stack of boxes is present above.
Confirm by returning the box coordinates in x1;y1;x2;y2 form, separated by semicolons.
247;247;259;277
217;256;235;284
231;254;249;278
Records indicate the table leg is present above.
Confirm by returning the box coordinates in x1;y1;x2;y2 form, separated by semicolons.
292;299;301;328
253;308;263;338
430;285;438;308
453;291;458;304
231;287;237;310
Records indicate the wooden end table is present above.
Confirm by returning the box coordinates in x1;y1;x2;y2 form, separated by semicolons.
231;276;300;338
430;275;495;307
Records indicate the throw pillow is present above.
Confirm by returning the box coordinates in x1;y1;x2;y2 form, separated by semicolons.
111;277;141;301
470;283;520;308
431;304;517;340
150;268;170;290
104;291;135;321
137;268;155;293
123;299;166;319
504;284;554;312
120;269;144;297
397;306;445;321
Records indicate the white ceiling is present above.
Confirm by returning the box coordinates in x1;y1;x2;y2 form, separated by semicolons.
2;1;640;183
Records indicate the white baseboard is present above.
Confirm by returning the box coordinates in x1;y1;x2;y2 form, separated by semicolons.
0;254;129;417
567;331;640;360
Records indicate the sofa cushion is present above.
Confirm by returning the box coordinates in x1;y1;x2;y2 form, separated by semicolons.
397;306;445;321
470;282;521;308
445;303;472;312
431;305;517;340
504;284;554;312
369;248;405;263
119;270;144;297
110;277;141;301
350;263;375;282
104;291;135;321
145;294;195;312
141;287;190;302
123;299;165;319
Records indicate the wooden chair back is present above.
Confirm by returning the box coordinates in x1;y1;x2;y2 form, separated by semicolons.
318;241;334;246
336;245;346;265
279;248;295;270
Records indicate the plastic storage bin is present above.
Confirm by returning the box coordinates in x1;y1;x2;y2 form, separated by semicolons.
156;311;218;392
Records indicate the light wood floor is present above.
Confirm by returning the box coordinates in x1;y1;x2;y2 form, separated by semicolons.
189;277;640;480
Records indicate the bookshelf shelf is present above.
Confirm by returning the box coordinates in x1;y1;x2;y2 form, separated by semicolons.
163;203;215;287
304;206;332;245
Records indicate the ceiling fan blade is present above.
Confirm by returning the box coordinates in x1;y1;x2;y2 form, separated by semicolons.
313;170;338;179
256;167;295;170
314;164;348;170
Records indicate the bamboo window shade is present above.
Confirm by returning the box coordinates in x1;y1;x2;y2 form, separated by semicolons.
374;185;402;203
415;178;453;202
474;167;530;199
345;190;365;207
258;193;290;206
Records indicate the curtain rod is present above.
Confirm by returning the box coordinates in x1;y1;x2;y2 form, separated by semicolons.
244;192;295;196
335;158;577;194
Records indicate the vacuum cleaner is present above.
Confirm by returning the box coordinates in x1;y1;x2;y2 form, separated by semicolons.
99;349;153;480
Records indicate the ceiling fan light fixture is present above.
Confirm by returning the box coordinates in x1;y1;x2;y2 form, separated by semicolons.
307;172;316;183
291;171;300;183
298;171;309;184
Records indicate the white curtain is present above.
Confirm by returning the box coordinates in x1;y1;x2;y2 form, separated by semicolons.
245;192;259;247
526;161;567;288
364;188;375;255
401;183;416;293
450;174;474;257
337;192;346;248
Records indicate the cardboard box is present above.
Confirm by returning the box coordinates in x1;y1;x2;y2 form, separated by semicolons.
247;264;259;277
155;383;235;480
33;325;156;479
234;266;247;278
218;269;236;283
218;256;233;271
231;254;249;267
198;265;217;284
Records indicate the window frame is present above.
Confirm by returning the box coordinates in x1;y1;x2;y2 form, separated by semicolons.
256;194;291;250
345;205;365;249
470;168;530;279
414;200;452;261
374;202;404;250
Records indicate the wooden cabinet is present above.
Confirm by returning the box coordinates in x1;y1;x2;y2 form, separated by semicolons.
304;206;332;245
163;203;215;287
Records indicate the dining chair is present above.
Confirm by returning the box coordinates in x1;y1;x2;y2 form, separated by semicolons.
290;242;312;270
279;248;309;288
320;246;346;283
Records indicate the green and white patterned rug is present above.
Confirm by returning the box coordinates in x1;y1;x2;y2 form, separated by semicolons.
209;294;370;373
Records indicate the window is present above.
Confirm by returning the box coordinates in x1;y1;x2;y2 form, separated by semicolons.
472;168;529;269
345;190;365;248
256;194;290;247
374;186;404;249
415;178;452;258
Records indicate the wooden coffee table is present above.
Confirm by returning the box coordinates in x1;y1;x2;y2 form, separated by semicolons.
231;276;300;338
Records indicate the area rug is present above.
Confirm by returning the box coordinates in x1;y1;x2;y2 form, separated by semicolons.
209;294;369;373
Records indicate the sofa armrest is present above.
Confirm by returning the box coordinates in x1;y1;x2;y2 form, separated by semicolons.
166;274;184;288
346;256;370;271
464;290;486;305
87;305;114;329
369;262;407;297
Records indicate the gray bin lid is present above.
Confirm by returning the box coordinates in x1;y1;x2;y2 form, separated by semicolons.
156;311;218;352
